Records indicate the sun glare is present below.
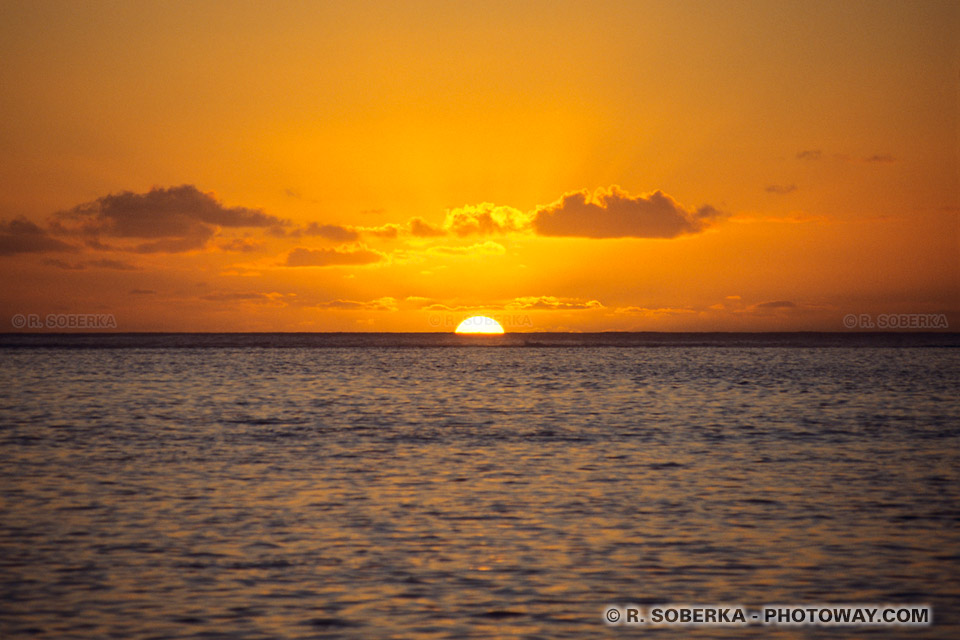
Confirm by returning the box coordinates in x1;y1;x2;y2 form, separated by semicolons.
454;316;505;334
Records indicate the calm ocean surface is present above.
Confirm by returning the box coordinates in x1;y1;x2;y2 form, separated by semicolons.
1;333;959;639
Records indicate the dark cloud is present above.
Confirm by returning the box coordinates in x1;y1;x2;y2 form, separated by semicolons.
531;186;724;239
284;246;383;267
796;150;822;160
0;218;78;256
52;185;287;253
755;300;797;309
302;223;360;242
864;154;895;163
765;184;798;195
409;217;446;238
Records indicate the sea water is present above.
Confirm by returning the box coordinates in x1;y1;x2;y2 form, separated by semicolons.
1;334;958;638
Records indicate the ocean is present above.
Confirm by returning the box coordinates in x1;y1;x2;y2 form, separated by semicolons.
1;333;958;638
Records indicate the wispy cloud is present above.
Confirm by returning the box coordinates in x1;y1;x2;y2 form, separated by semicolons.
316;297;399;311
753;300;797;310
218;238;264;253
201;292;273;301
426;241;506;256
506;296;604;310
765;184;798;195
283;245;384;267
43;258;85;269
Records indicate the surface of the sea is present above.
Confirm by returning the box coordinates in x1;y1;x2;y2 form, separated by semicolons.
1;333;958;639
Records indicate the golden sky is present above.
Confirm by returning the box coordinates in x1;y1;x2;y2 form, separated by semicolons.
1;0;957;331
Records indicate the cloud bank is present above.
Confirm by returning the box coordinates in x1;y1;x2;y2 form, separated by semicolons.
531;186;724;239
404;186;725;240
52;185;287;253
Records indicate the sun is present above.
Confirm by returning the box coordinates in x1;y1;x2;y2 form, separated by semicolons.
454;316;505;334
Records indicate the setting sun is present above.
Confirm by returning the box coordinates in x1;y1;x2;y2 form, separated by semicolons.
454;316;505;335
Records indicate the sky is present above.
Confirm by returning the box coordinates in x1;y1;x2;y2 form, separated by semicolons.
1;0;957;332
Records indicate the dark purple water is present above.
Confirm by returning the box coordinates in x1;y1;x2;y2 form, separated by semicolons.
1;334;958;638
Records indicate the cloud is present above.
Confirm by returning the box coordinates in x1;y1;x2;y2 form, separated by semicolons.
219;238;263;252
765;184;798;195
201;292;272;301
426;241;506;256
531;186;724;239
359;224;403;239
316;297;398;311
283;186;726;243
42;257;140;270
52;185;287;253
409;217;446;238
283;245;384;267
418;296;602;312
753;300;797;309
302;223;360;242
613;306;697;317
443;203;531;236
43;258;85;270
506;296;604;310
285;222;401;241
796;150;822;160
732;213;829;225
0;218;78;255
420;302;487;312
864;154;895;163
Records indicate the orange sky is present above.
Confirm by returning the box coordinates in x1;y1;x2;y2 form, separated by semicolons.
1;0;957;331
